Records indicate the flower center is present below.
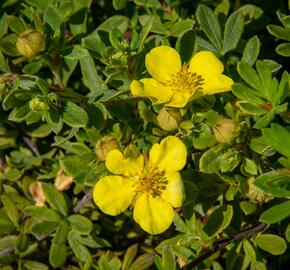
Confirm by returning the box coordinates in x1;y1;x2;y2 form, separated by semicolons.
131;167;168;197
167;64;204;93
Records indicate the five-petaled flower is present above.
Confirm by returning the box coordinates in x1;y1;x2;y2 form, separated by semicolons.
93;136;187;234
130;46;234;108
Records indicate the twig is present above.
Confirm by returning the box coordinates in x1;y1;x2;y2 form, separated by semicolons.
23;137;40;157
73;188;94;213
0;246;14;257
100;96;147;105
183;222;268;269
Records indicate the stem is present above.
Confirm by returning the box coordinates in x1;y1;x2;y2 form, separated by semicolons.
183;222;268;269
23;137;40;157
73;188;93;213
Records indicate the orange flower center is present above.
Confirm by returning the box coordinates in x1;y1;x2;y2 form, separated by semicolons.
167;64;204;93
131;167;168;197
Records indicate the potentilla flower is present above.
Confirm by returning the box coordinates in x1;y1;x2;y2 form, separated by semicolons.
130;46;234;108
93;136;187;234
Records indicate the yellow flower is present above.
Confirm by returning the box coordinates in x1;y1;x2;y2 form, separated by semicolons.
130;46;233;108
93;136;187;234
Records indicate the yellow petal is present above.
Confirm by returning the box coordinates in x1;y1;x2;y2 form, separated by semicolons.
202;74;234;94
145;46;181;83
189;51;224;78
141;78;173;104
93;176;135;216
106;150;144;175
162;172;185;208
133;193;174;234
165;92;191;108
149;136;187;172
130;80;144;96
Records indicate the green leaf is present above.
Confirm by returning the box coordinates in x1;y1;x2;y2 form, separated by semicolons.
176;30;196;62
263;124;290;159
254;171;290;198
199;145;239;173
98;15;129;33
242;36;260;65
7;15;26;34
196;5;222;51
68;214;93;234
203;205;233;237
240;201;257;215
253;111;275;129
128;254;155;270
243;240;256;262
1;194;20;227
237;62;261;91
285;223;290;242
69;0;91;36
113;0;128;10
31;221;59;237
256;61;272;100
161;247;176;270
254;234;287;255
170;19;194;38
62;101;88;128
232;83;264;106
49;221;69;268
260;200;290;224
46;109;63;134
80;53;106;95
267;25;290;41
23;260;49;270
0;13;8;38
122;244;138;270
44;5;63;31
24;0;51;9
67;231;92;263
276;42;290;56
24;206;61;222
42;184;68;216
222;11;244;54
273;71;289;105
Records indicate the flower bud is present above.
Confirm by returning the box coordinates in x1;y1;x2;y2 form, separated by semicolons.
55;170;74;191
95;135;119;161
29;97;48;112
213;118;239;144
157;107;182;131
16;29;45;58
29;181;46;206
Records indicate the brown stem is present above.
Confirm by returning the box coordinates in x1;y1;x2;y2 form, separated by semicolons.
23;137;40;157
73;188;93;213
183;222;268;269
100;96;147;105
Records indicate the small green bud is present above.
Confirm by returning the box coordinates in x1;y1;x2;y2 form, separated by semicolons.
95;135;119;161
16;29;45;58
29;97;48;112
213;118;239;144
157;107;182;131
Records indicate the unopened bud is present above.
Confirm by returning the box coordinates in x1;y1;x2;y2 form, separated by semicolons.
95;135;119;161
16;29;45;58
157;107;182;131
55;170;74;191
29;97;48;112
213;118;239;144
29;181;46;206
